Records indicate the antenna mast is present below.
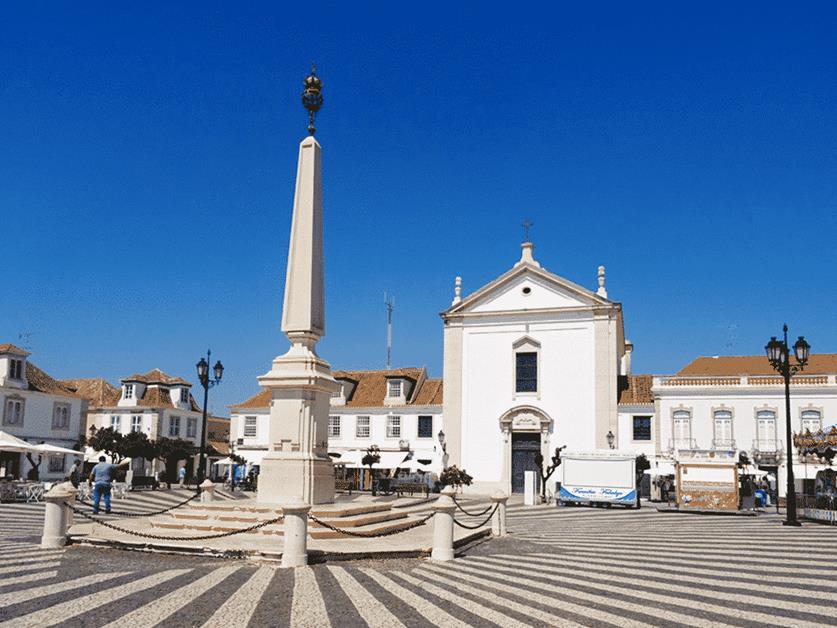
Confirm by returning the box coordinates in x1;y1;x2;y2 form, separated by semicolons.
384;292;394;369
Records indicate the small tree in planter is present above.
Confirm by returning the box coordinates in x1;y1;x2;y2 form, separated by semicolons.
534;445;566;503
361;445;381;494
155;437;196;485
440;465;473;492
25;452;43;480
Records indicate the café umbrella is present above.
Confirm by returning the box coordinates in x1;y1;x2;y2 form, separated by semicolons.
0;430;39;453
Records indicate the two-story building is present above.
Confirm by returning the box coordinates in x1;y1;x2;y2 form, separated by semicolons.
653;354;837;496
0;343;86;480
80;368;205;476
230;367;444;484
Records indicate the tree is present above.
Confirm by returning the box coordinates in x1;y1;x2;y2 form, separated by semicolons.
440;465;473;490
87;426;124;462
155;437;197;484
534;446;566;503
634;454;651;509
121;431;157;467
361;445;381;494
25;452;42;480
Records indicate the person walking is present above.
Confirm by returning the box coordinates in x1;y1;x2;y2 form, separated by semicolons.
89;456;127;514
178;466;186;488
68;459;82;489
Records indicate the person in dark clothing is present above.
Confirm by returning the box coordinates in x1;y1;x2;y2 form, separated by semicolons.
88;456;128;514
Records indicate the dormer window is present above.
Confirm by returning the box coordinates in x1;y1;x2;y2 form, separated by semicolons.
331;384;343;398
9;359;23;380
388;380;402;398
180;388;189;403
125;384;134;400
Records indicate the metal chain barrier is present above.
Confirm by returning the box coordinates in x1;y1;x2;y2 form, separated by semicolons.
452;496;493;517
308;512;435;538
78;490;200;518
452;502;498;530
72;506;282;541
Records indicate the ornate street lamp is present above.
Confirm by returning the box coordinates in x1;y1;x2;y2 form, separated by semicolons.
764;324;810;526
195;349;223;483
437;429;448;468
606;430;616;450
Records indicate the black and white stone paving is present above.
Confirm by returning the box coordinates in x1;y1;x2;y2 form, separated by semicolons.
1;494;835;627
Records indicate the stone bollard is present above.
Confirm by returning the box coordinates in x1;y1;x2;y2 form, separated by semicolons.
431;486;457;562
491;491;509;537
199;479;215;503
281;500;311;569
41;484;76;549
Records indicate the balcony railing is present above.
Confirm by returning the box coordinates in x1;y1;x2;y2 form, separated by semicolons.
668;438;698;451
752;439;783;453
654;374;835;388
711;438;736;450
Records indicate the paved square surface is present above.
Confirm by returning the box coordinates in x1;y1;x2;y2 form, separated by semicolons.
1;492;835;627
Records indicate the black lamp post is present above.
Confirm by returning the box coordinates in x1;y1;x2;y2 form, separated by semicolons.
438;429;448;467
606;430;616;450
765;324;810;527
195;349;223;483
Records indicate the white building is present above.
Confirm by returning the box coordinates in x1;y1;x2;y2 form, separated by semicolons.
441;242;632;494
653;354;837;496
0;343;86;480
80;368;205;476
230;367;444;482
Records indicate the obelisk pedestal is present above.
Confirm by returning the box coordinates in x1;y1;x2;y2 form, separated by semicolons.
257;81;338;505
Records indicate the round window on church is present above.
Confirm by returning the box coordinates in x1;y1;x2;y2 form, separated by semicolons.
522;286;532;296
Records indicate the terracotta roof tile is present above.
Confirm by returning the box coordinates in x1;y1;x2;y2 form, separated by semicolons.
24;362;81;398
230;389;272;410
61;378;121;406
618;374;654;405
0;343;30;357
122;369;190;386
677;354;837;377
412;378;443;405
208;440;230;455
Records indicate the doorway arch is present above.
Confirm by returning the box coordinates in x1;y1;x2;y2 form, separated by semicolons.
499;406;553;494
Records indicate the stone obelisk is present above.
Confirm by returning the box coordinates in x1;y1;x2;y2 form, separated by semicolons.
257;66;339;505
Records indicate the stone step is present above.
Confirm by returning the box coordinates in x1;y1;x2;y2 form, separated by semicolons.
309;502;393;518
310;510;407;528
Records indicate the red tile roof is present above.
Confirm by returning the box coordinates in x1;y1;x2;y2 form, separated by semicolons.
618;375;654;405
677;354;837;377
61;378;121;406
24;362;81;398
0;343;30;357
121;369;190;386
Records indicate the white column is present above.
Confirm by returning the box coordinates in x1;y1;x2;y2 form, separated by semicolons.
431;486;456;562
41;484;75;549
281;501;311;568
491;491;508;537
200;479;215;503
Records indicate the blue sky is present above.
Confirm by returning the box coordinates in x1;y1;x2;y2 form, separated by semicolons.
2;3;836;415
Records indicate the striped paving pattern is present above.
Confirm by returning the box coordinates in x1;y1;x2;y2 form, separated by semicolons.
1;498;835;626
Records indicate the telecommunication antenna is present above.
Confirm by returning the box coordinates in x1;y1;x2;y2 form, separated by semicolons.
18;332;35;352
384;292;395;369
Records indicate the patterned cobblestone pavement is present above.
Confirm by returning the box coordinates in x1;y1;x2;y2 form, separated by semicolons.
1;492;836;627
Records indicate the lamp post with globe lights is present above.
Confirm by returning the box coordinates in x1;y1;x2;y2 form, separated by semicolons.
765;324;810;526
195;350;224;483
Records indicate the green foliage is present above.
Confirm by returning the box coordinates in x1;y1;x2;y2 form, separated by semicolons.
440;465;473;489
228;452;246;465
155;437;197;484
121;430;157;461
87;427;124;462
361;445;381;469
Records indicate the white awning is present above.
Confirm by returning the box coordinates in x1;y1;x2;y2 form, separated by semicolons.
0;431;38;453
372;451;410;470
403;453;440;472
32;443;84;456
646;461;676;475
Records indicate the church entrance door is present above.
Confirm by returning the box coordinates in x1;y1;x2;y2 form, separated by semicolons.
511;432;541;493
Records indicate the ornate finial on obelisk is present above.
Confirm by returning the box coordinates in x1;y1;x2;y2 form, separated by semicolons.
597;265;608;298
302;63;323;135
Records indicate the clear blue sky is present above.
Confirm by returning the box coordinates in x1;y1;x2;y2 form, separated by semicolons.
2;3;836;415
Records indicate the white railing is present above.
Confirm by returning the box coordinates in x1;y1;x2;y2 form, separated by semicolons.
654;374;835;388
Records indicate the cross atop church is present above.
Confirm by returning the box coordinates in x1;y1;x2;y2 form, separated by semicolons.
522;219;534;242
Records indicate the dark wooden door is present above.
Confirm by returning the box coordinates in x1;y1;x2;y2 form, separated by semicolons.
511;433;541;493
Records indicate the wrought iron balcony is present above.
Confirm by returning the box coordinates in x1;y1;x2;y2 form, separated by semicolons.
667;438;699;451
711;438;736;450
752;438;783;453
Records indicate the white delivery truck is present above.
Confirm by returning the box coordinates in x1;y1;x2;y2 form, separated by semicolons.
557;452;638;508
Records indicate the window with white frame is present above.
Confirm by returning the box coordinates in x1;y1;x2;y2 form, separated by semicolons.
355;416;370;438
180;388;189;403
801;409;822;434
243;416;257;438
9;359;23;380
3;397;24;425
131;415;143;432
187;417;198;438
417;415;433;439
52;403;70;429
169;416;180;437
328;416;341;438
48;455;65;473
672;410;691;448
386;415;401;438
632;416;652;441
713;410;733;448
756;410;777;449
110;415;121;431
387;380;402;398
331;384;343;398
124;384;134;400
